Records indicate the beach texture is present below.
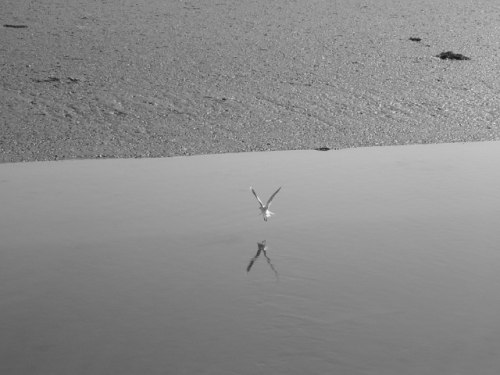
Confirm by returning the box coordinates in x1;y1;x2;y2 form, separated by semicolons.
1;0;500;163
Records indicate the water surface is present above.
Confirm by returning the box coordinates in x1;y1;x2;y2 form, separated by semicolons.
1;142;500;374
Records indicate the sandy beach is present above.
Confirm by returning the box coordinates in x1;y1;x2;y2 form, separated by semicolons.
1;0;500;163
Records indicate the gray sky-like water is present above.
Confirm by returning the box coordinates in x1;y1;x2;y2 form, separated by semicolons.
1;142;500;374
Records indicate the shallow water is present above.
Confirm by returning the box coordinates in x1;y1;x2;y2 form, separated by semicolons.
2;142;500;374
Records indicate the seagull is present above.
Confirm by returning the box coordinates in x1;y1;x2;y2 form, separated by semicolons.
250;186;282;221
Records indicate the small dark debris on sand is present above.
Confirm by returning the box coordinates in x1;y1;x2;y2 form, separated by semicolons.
4;24;28;28
315;147;330;151
436;51;471;60
409;37;422;42
33;77;61;83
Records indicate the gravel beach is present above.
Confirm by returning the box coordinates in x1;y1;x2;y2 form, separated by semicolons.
2;0;500;163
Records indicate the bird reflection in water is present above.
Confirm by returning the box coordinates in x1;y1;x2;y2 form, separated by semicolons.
246;240;279;279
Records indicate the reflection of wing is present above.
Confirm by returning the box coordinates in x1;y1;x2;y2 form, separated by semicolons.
250;187;264;207
266;186;282;208
262;249;279;279
246;247;262;272
246;257;256;272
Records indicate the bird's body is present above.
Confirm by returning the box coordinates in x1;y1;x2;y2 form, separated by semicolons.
250;186;282;221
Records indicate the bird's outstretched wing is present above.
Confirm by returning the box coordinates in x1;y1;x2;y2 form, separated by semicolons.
266;186;282;207
250;187;264;207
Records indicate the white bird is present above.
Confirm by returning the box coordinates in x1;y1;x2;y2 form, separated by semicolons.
250;186;282;221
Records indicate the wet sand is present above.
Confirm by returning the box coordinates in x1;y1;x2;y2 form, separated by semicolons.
2;0;500;163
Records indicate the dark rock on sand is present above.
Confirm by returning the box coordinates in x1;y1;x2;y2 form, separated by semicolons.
409;37;422;42
436;51;471;60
